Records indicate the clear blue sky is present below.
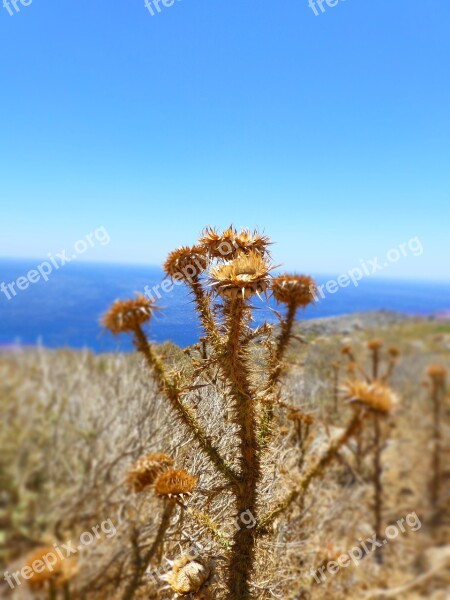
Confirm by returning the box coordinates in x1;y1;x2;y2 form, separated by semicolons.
1;0;449;280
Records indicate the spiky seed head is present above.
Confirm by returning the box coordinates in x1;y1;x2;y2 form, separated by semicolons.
199;225;271;259
288;411;314;425
234;228;271;256
279;426;289;436
209;250;272;299
199;225;238;259
25;547;77;588
340;344;352;356
427;364;447;383
163;245;208;281
127;452;174;493
271;274;316;307
367;339;384;351
162;554;212;595
102;295;158;334
343;379;398;414
155;469;198;500
388;346;400;359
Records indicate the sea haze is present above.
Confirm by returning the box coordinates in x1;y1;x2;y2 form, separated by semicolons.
1;258;450;352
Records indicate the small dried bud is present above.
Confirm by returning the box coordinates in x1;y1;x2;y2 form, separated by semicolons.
388;346;400;359
272;274;316;307
163;554;212;595
367;339;384;351
155;469;198;500
343;380;398;414
164;245;208;281
102;295;157;334
427;364;447;383
127;453;174;493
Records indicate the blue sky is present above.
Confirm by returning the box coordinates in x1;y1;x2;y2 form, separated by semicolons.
1;0;449;280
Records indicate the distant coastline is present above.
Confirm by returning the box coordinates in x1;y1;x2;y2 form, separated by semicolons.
1;259;450;352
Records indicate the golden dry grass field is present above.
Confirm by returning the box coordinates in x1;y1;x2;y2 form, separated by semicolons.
1;312;449;600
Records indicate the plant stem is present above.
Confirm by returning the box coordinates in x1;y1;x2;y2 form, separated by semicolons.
373;413;383;562
188;276;221;347
260;301;298;446
122;502;175;600
430;378;443;527
133;325;239;485
222;298;260;599
258;411;363;532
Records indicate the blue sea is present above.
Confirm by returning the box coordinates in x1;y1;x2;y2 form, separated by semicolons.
1;258;450;352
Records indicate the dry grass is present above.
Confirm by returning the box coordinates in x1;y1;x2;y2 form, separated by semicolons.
0;316;449;599
1;223;450;600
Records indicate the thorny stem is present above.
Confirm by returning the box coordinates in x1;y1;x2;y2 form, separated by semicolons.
221;297;261;600
188;275;221;347
371;345;383;562
257;411;364;532
373;414;383;562
180;505;232;550
122;502;175;600
381;359;396;383
430;378;444;527
295;421;310;471
274;301;298;366
260;301;299;446
372;347;380;380
133;325;240;486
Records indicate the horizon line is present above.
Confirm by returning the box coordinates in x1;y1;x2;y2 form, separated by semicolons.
1;255;450;286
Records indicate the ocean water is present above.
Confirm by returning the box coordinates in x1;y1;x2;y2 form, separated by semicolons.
1;258;450;352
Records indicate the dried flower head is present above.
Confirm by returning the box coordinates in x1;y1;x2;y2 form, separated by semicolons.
388;346;400;359
25;547;77;588
127;452;174;493
427;364;448;383
200;225;270;259
209;250;272;299
340;344;353;356
162;554;212;595
343;380;398;414
271;274;316;307
367;339;384;351
155;469;198;500
102;295;157;334
288;411;314;425
234;228;271;256
164;245;208;281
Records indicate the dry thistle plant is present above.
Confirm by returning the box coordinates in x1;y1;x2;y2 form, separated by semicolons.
102;226;368;599
426;364;447;527
341;340;400;561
